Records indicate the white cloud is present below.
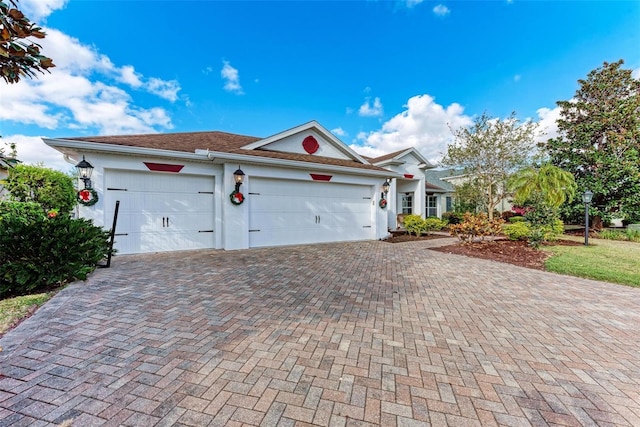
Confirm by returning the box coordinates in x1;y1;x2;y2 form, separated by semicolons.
633;67;640;79
359;97;384;117
535;106;561;142
0;27;178;139
350;94;472;162
146;77;180;102
404;0;424;8
331;127;347;137
5;135;70;172
221;60;243;94
433;4;450;16
118;65;143;88
17;0;68;23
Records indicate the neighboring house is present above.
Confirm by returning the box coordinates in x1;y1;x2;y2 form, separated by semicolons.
424;169;513;217
0;153;20;200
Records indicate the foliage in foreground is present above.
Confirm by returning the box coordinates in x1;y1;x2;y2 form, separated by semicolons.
0;0;55;84
449;212;504;243
0;203;111;298
544;238;640;287
0;292;52;336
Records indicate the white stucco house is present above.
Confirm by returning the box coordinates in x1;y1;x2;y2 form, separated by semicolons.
45;121;440;255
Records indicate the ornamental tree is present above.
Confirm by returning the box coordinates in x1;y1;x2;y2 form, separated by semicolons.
3;164;76;214
0;0;55;84
545;60;640;224
508;163;576;209
441;112;538;219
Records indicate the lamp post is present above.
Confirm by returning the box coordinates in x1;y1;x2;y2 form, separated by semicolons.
582;189;593;246
75;155;94;189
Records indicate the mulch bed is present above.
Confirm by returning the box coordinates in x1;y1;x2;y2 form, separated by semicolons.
383;233;450;244
429;239;582;270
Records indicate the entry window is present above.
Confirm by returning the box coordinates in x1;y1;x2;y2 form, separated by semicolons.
426;195;438;217
401;193;413;214
445;196;452;212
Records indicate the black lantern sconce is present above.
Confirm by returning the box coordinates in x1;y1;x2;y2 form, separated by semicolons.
233;166;245;193
582;189;593;246
381;178;391;199
75;155;94;189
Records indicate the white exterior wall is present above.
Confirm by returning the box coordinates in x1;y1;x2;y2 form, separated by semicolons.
260;130;351;160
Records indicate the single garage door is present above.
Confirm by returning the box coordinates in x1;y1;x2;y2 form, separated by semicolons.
104;170;214;254
248;178;373;248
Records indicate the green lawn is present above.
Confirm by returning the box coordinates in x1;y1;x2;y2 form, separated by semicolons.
544;236;640;287
0;292;54;336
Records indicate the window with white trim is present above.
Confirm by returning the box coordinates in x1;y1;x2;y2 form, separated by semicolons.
401;193;413;214
426;195;438;217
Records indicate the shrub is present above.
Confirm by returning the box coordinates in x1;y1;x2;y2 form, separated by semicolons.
449;212;504;243
503;222;531;241
2;164;76;214
0;214;112;298
424;217;446;234
509;216;525;223
403;214;425;236
0;201;43;223
442;211;464;225
540;219;564;242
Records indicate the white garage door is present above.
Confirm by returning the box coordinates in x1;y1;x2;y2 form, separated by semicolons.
104;170;214;254
248;178;373;248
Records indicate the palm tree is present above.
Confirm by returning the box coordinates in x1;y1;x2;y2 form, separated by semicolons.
509;163;576;208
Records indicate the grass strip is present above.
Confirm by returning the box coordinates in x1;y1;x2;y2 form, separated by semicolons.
544;237;640;287
0;292;54;336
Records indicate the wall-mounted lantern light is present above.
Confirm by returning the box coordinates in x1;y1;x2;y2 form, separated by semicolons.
233;166;245;193
582;189;593;246
381;179;390;199
75;155;94;189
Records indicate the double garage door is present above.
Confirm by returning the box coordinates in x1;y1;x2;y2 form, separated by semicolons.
104;172;374;253
105;170;215;254
248;178;373;248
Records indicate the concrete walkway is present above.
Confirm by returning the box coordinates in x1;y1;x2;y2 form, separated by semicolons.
1;240;639;426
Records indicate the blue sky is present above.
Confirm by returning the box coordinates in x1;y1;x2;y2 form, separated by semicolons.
2;0;639;171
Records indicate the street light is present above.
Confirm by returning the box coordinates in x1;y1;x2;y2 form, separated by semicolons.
582;189;593;246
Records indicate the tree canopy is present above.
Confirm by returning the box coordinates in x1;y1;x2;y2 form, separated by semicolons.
0;0;55;84
546;60;640;224
441;112;538;219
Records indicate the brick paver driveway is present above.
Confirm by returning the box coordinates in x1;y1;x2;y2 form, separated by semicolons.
1;240;639;426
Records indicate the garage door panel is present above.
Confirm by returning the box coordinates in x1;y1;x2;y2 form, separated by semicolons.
105;170;214;254
249;178;372;248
